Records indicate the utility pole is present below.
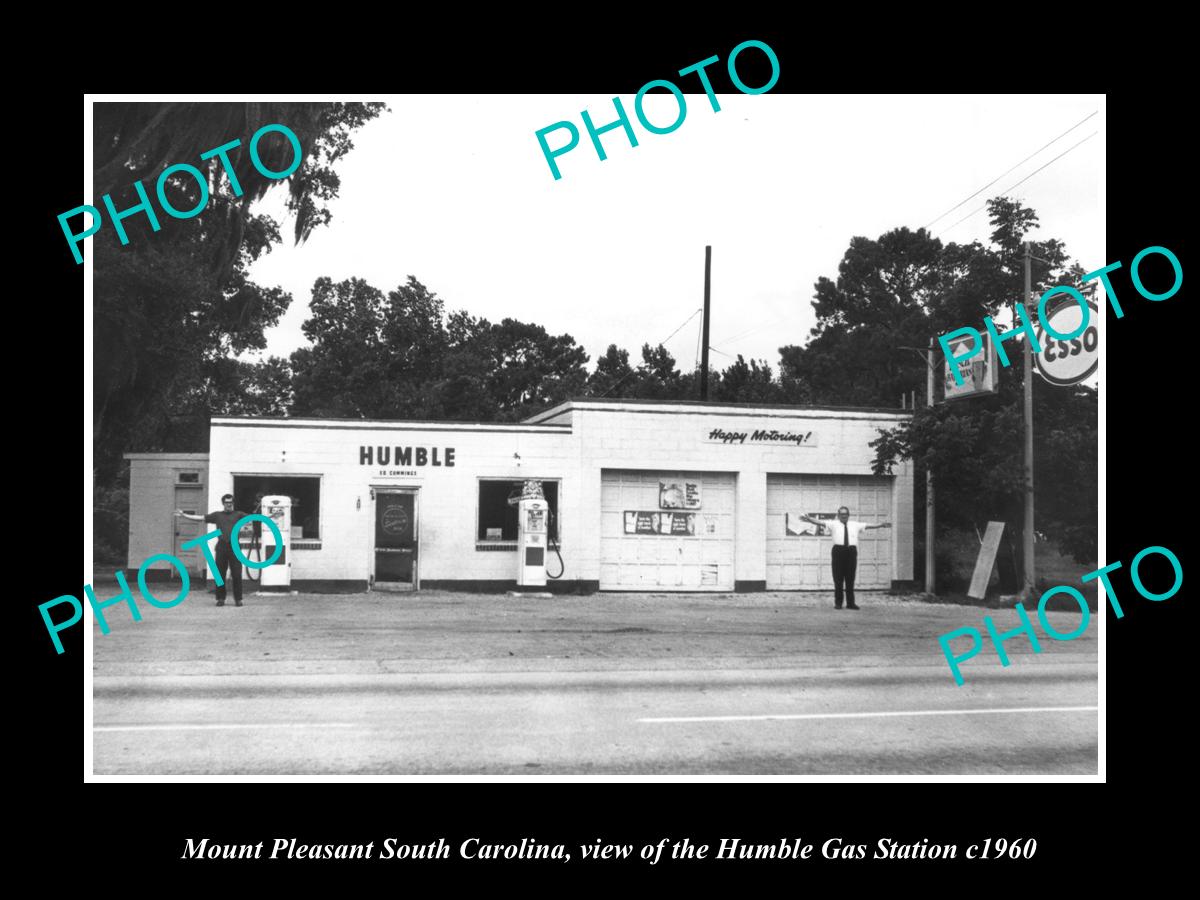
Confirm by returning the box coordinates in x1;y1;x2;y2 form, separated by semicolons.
899;343;938;595
1023;241;1035;600
700;245;711;400
926;338;936;595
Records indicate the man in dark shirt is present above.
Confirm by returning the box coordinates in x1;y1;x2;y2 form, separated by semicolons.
175;494;250;606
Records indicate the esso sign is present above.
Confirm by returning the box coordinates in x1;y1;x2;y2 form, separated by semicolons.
1034;300;1098;386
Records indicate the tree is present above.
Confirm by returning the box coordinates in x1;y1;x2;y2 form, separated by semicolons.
166;357;295;450
92;102;383;564
631;343;686;399
93;102;385;267
714;355;783;404
581;343;696;401
290;276;450;419
586;345;635;397
288;276;591;422
869;198;1097;575
93;101;385;480
475;319;590;419
420;311;505;422
779;226;975;407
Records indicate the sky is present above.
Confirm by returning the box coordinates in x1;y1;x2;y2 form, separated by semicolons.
245;94;1103;374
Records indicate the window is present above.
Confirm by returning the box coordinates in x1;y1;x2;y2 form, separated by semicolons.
477;480;559;542
176;471;201;485
232;475;322;540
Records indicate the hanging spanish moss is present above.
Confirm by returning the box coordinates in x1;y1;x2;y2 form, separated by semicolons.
93;101;385;279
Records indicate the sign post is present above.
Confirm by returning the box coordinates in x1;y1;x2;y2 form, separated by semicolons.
932;326;997;596
926;341;935;595
1022;242;1035;602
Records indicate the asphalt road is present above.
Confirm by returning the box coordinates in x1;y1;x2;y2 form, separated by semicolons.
90;589;1098;775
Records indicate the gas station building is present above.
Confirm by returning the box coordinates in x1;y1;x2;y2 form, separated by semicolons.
126;399;914;593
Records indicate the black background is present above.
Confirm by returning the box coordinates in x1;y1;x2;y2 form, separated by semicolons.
25;21;1185;888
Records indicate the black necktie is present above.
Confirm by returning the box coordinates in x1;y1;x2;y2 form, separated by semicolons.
843;522;849;546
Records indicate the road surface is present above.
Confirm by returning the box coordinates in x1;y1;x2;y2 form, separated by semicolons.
90;589;1098;775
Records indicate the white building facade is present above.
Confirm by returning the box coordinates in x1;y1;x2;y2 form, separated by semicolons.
127;399;914;593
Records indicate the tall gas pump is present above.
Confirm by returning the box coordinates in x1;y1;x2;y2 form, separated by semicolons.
259;494;292;588
511;480;548;588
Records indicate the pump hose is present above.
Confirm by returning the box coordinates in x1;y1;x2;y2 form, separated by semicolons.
244;528;263;581
546;510;565;579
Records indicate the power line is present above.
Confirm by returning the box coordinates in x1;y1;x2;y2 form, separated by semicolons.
712;319;782;350
599;308;702;397
714;323;764;345
597;365;640;399
938;130;1098;236
658;308;703;347
924;110;1098;230
714;322;760;344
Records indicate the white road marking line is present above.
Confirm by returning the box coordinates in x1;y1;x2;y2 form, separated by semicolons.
638;705;1098;724
94;723;357;732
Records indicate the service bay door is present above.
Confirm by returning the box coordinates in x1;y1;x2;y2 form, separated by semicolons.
600;470;735;591
765;474;893;590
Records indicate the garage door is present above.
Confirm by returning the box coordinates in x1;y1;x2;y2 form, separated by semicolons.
766;474;893;590
600;470;735;591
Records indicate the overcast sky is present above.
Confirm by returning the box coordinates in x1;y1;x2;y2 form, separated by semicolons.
246;94;1103;372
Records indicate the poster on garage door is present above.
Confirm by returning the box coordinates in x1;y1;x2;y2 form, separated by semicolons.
785;511;836;536
624;511;697;535
659;480;701;509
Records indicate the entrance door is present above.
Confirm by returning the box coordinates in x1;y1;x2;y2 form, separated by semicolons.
374;490;418;590
173;485;204;577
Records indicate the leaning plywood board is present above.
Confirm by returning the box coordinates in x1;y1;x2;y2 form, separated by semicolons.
968;521;1005;600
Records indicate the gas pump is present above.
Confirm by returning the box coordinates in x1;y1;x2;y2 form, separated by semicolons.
510;480;564;587
259;495;292;588
513;481;548;588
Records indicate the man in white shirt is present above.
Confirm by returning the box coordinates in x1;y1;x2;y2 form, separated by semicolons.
799;507;892;610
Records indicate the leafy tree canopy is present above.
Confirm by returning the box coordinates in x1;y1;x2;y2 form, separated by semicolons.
288;276;591;422
93;102;385;481
865;198;1097;564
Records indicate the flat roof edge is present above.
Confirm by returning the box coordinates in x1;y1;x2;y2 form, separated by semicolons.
123;452;210;460
525;398;912;422
210;417;572;430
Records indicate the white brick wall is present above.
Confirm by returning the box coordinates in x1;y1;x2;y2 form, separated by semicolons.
570;403;913;585
124;453;209;571
208;421;576;583
198;404;915;587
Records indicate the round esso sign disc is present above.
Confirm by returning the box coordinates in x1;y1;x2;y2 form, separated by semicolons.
1034;300;1098;386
